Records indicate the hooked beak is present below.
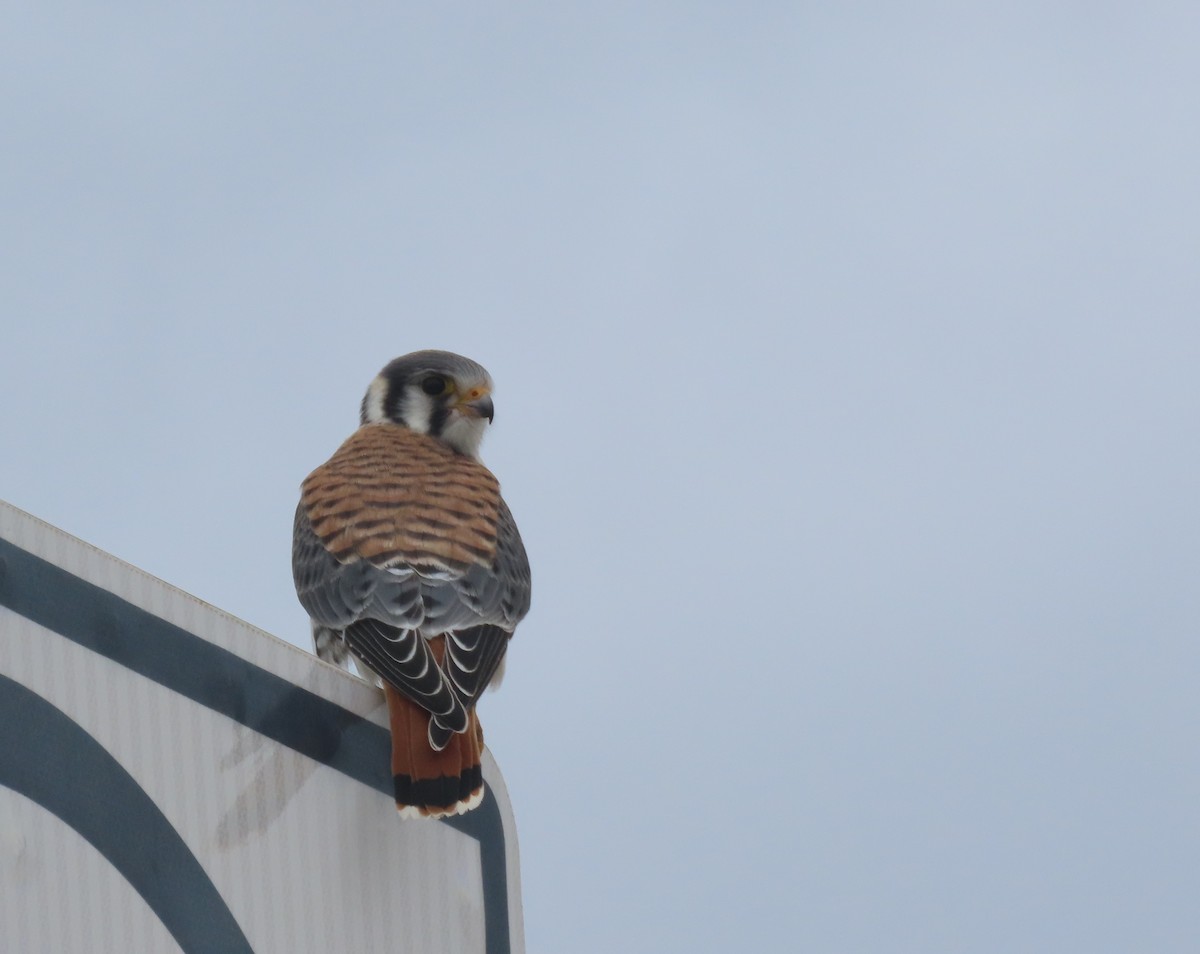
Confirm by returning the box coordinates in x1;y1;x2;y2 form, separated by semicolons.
458;388;495;423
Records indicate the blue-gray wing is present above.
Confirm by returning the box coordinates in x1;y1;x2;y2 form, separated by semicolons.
291;497;529;637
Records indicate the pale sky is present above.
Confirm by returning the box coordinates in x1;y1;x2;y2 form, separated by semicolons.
3;4;1199;952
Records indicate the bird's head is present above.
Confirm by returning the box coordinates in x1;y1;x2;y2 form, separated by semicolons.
360;350;495;458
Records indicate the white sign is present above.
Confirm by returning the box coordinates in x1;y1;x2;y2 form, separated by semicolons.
0;500;524;954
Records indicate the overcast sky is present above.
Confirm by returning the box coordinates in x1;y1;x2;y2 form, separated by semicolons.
3;4;1199;952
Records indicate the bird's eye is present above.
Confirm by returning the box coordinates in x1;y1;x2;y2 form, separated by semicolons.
421;375;450;396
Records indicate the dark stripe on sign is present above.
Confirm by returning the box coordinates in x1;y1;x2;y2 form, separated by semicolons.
0;673;255;954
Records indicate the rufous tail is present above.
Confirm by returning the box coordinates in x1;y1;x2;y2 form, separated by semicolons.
386;682;485;819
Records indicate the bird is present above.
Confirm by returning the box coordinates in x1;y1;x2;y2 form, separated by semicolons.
292;350;531;818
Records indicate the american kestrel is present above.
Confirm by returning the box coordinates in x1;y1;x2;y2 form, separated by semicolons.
292;351;531;818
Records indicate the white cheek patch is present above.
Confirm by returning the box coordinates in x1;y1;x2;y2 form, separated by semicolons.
404;390;434;434
362;376;389;423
